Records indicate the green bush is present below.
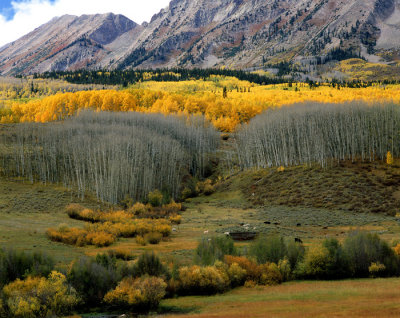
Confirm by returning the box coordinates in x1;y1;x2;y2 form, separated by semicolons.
321;238;348;279
68;256;118;305
131;252;170;279
148;190;164;207
194;236;236;266
286;240;305;269
0;248;54;287
297;246;333;279
343;232;400;277
249;235;287;264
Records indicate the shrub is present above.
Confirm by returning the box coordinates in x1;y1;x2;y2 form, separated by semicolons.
178;265;229;295
286;240;305;269
162;201;182;214
135;236;147;246
343;232;400;277
394;243;400;256
145;232;163;245
369;262;386;278
387;151;394;165
321;238;348;279
107;248;135;261
278;258;292;281
65;203;85;219
86;231;116;247
104;276;166;310
2;271;79;317
259;263;283;286
197;179;215;195
46;227;87;246
0;248;54;287
249;235;287;264
148;190;164;207
131;252;170;279
298;246;333;279
169;214;182;225
194;236;236;266
227;263;247;287
68;257;118;305
129;202;148;216
224;255;261;282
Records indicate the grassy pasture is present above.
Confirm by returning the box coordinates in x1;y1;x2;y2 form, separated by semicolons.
160;278;400;317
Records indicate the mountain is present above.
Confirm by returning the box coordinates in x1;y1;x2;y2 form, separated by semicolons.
1;0;400;75
0;13;140;74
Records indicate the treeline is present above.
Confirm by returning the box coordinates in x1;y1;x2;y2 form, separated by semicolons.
236;102;400;168
0;76;109;100
1;111;219;203
35;68;285;86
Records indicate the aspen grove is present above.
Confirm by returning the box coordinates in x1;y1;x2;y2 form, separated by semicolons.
236;102;400;168
1;111;219;203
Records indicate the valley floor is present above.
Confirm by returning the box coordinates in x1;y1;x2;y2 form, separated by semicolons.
159;278;400;318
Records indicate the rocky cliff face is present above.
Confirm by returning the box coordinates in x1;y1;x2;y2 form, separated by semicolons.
0;13;138;74
1;0;400;75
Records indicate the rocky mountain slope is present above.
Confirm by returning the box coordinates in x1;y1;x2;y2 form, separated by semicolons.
1;0;400;75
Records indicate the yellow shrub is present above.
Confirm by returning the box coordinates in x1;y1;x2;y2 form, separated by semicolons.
135;235;147;246
224;255;261;282
144;232;163;245
65;203;85;219
46;227;87;246
128;202;148;216
2;271;79;317
86;231;115;247
387;151;394;165
104;276;166;309
259;263;283;286
178;265;229;294
369;262;386;278
197;179;215;195
148;190;163;207
394;243;400;256
169;214;182;225
162;201;182;214
227;262;247;287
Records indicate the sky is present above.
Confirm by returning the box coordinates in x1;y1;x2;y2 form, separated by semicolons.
0;0;171;47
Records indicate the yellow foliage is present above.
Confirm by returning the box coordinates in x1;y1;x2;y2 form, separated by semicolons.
8;79;400;132
104;276;166;309
178;265;229;294
169;214;182;225
2;271;79;317
394;243;400;256
277;166;285;172
368;262;386;278
387;151;394;165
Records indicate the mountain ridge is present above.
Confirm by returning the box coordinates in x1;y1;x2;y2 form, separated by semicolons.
2;0;400;75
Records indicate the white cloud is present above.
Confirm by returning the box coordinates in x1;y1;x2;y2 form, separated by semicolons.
0;0;171;47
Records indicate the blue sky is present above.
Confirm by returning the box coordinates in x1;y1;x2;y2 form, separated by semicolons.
0;0;170;47
0;0;16;20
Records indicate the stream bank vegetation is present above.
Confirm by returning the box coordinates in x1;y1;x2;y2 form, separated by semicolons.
1;231;400;317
